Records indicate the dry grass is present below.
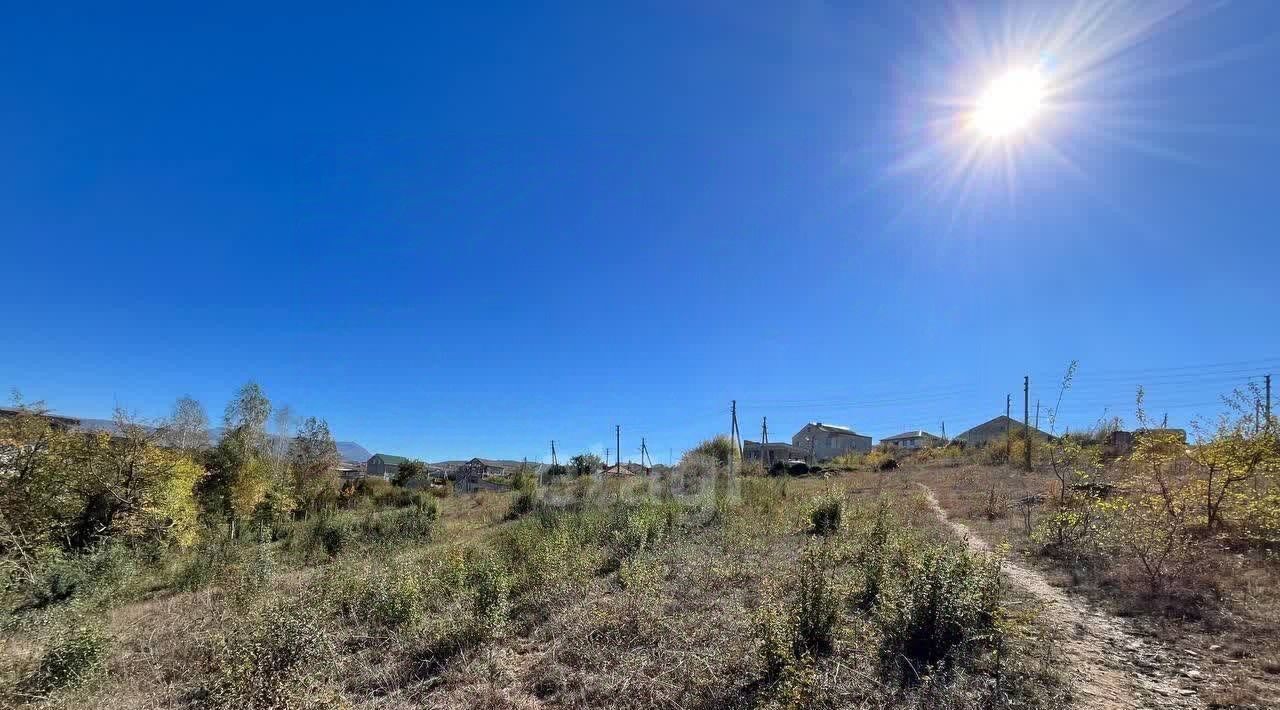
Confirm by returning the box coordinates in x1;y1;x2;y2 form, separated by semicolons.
2;471;1069;709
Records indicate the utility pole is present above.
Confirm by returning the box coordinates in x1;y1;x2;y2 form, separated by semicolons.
550;440;558;467
729;400;740;476
941;420;946;442
1266;374;1272;427
615;425;621;471
762;416;769;467
1024;376;1032;472
1005;394;1012;464
640;437;650;472
1035;400;1041;431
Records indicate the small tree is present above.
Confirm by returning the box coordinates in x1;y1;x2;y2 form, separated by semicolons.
164;395;209;452
393;459;427;487
288;417;340;513
568;453;603;477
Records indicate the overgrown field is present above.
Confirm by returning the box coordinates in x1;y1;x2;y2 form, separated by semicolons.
1;465;1071;709
891;419;1280;708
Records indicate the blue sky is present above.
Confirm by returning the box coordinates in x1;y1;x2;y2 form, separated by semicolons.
4;1;1280;463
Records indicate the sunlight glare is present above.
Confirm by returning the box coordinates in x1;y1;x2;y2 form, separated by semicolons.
971;67;1046;139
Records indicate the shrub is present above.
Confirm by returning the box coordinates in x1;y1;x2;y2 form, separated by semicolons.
809;496;842;536
786;461;810;476
20;544;137;610
792;545;839;658
321;562;424;628
687;436;739;467
876;542;1001;682
317;517;352;557
855;502;893;610
357;503;438;544
206;602;340;709
24;623;108;695
467;554;511;639
507;467;538;519
830;451;864;470
754;544;840;679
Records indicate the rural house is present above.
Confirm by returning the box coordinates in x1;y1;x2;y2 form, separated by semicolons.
791;422;872;460
953;416;1052;447
366;453;407;480
1104;428;1187;456
456;458;508;479
742;440;805;466
880;430;945;450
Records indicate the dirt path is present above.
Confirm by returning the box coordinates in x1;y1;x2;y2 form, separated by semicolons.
917;483;1208;710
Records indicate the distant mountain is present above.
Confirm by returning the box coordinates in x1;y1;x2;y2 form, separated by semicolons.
336;441;371;463
71;417;371;464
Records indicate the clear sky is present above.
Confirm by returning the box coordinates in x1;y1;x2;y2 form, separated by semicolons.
5;1;1280;463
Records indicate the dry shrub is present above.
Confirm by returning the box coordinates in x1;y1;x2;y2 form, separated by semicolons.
204;601;343;710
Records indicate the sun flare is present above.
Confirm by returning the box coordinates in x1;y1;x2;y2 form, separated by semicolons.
971;67;1046;138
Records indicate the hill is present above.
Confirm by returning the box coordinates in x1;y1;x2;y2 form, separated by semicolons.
73;417;371;464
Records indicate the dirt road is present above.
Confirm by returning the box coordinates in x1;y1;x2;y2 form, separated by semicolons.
917;483;1209;710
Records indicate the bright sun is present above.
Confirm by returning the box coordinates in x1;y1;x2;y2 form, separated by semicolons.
971;67;1046;138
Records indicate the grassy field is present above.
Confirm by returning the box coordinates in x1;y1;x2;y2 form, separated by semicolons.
1;467;1070;709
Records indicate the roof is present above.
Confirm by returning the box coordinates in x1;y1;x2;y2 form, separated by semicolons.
803;422;864;436
370;453;408;465
466;457;509;468
743;440;800;449
881;430;942;442
954;416;1053;443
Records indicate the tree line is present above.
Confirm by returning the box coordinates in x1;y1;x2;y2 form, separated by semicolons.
0;382;343;585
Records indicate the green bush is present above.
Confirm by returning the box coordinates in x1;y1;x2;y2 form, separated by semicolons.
809;496;842;536
687;436;739;467
21;545;137;609
792;545;839;658
317;517;352;557
320;562;424;628
855;502;893;610
754;545;840;679
506;467;539;519
207;602;340;709
875;542;1002;682
467;553;511;638
24;623;108;695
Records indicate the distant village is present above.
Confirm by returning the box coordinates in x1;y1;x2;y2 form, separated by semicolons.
347;414;1165;491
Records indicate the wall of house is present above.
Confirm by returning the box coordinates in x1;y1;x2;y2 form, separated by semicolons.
791;425;872;459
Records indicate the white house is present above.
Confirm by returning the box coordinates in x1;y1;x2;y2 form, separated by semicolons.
791;422;872;460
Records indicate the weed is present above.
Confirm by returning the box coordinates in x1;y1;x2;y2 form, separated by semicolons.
23;622;108;695
809;496;842;536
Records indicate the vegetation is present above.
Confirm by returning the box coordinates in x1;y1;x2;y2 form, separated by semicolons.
390;458;426;487
0;402;1064;708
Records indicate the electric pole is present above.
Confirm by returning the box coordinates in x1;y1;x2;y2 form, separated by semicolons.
1266;374;1272;427
1006;394;1012;463
640;437;650;472
1024;376;1032;472
941;420;946;442
1035;400;1041;431
615;425;621;471
730;400;740;476
550;440;558;466
762;416;769;466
